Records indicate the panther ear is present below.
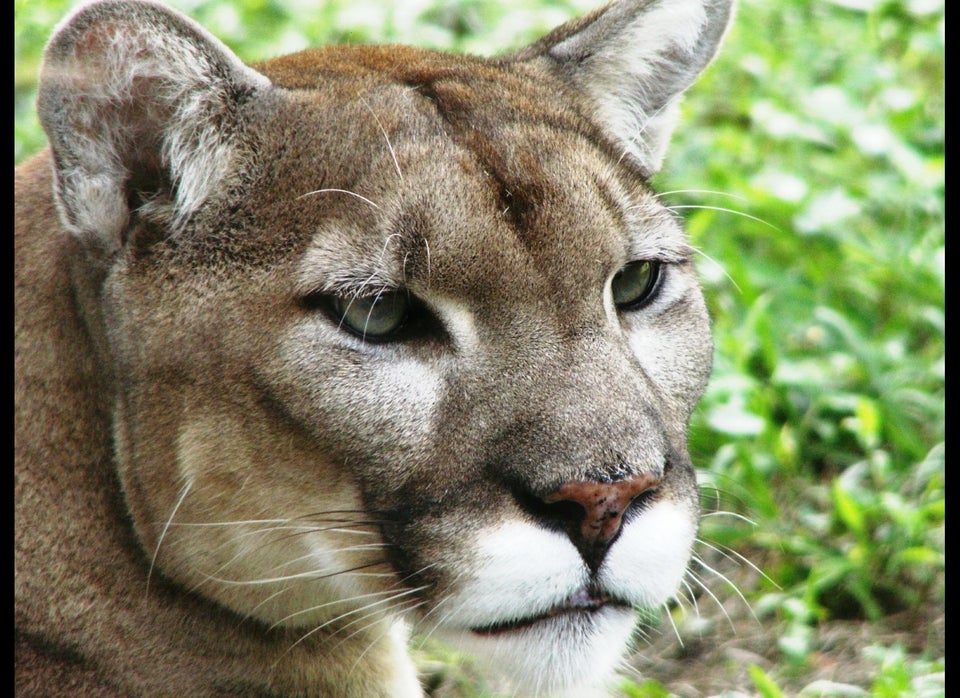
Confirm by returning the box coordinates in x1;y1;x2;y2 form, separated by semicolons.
37;0;270;254
513;0;735;175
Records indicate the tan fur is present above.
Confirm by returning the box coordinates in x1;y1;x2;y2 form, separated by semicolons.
15;1;735;696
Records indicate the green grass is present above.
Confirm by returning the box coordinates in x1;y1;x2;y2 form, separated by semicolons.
680;0;944;616
16;1;944;695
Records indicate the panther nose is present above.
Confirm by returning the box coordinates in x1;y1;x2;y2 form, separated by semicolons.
543;472;661;560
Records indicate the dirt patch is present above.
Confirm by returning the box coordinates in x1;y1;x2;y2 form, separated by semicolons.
624;551;945;697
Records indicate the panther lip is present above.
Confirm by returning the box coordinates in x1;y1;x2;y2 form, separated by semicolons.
470;587;628;636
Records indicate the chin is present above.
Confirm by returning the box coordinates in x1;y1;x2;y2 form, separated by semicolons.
442;605;637;697
418;500;697;697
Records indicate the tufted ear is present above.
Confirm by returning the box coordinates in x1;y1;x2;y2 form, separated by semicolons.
37;0;270;255
513;0;735;176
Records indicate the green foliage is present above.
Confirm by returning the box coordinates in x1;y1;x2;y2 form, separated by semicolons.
619;679;673;698
748;664;786;698
681;0;944;632
15;0;943;694
705;643;946;698
864;644;945;698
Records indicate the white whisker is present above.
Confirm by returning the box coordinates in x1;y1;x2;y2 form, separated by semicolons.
699;510;758;527
680;578;701;620
667;204;781;232
340;597;424;648
279;585;429;659
689;242;742;293
245;586;291;620
297;188;381;209
147;478;193;597
691;555;757;624
167;518;296;527
269;587;410;630
345;607;416;679
696;537;779;589
661;601;684;647
201;559;389;588
360;97;403;182
686;569;736;632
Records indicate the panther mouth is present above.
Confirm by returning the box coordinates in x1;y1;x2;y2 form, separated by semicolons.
469;586;631;636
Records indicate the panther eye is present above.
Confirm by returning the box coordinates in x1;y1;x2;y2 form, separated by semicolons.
611;260;662;310
332;292;409;340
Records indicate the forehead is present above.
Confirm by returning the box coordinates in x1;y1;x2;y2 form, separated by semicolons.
266;46;684;303
295;130;680;305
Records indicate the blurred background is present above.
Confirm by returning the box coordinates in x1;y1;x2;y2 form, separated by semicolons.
15;1;944;696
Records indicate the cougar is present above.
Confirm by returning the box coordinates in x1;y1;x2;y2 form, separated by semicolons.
14;0;735;695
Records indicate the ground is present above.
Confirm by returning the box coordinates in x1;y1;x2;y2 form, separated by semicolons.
625;549;945;697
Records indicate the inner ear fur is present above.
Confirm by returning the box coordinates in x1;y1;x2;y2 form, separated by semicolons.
512;0;736;175
37;0;270;254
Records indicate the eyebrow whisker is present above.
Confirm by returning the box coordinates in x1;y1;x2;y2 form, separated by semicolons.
297;188;382;210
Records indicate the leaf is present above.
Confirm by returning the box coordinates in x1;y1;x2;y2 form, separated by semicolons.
749;664;786;698
891;546;943;568
831;479;867;538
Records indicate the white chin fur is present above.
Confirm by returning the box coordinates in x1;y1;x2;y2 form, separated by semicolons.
426;501;695;696
443;606;636;697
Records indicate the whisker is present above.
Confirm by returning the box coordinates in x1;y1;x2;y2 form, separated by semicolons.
691;555;758;624
679;578;701;621
413;599;456;648
661;601;684;647
295;508;391;518
201;559;390;588
689;242;742;293
257;525;387;550
655;188;750;202
699;510;758;527
339;597;425;647
631;619;653;645
166;518;299;527
669;590;688;614
238;544;391;574
411;583;468;652
175;524;373;548
410;565;469;635
245;586;291;620
278;585;429;661
686;569;736;632
360;97;403;182
166;513;386;532
182;525;381;590
696;537;779;589
269;586;411;630
698;478;759;519
422;238;432;288
614;655;646;685
146;478;193;598
412;602;458;651
316;527;378;536
345;605;424;679
667;204;781;232
297;188;381;209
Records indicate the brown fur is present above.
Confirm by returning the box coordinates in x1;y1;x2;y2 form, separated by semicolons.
16;1;735;696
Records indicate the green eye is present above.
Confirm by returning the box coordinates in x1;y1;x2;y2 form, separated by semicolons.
611;260;662;309
333;292;409;340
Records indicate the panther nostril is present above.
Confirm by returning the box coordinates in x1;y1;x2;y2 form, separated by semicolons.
542;472;661;550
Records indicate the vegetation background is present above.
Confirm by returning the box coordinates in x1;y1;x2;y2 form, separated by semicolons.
15;0;944;696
